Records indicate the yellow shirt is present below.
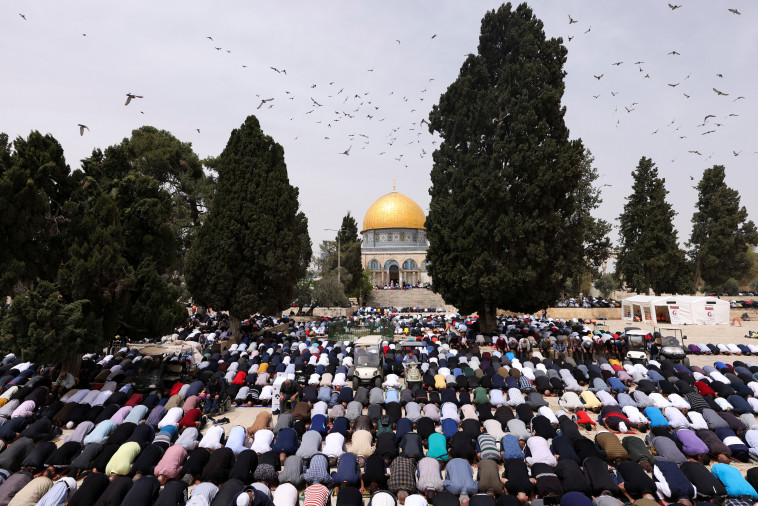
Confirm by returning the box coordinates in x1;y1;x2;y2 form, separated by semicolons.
580;390;601;409
105;442;141;475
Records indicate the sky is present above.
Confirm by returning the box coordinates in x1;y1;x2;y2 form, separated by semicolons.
2;1;756;252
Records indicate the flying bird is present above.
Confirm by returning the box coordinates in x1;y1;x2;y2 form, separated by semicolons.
124;93;143;106
18;13;26;20
584;26;591;34
612;61;623;66
395;39;400;44
270;67;284;74
214;47;221;51
593;95;600;99
568;14;577;24
311;98;323;107
82;33;86;36
728;8;741;14
635;61;644;64
431;34;437;39
367;69;374;72
704;114;716;122
196;129;200;133
683;93;690;98
713;88;729;96
339;146;351;156
206;36;213;40
717;73;723;78
733;96;745;101
668;83;680;87
77;124;89;136
702;130;715;135
257;98;274;109
733;151;742;156
668;50;680;55
593;74;604;80
611;91;618;96
644;74;650;78
688;151;701;155
668;3;682;9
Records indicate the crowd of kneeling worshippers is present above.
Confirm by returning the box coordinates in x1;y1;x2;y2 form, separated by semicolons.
2;315;758;506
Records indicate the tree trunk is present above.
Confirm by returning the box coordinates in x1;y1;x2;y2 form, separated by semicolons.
693;257;702;292
195;305;207;318
229;315;241;344
479;303;497;333
61;354;83;385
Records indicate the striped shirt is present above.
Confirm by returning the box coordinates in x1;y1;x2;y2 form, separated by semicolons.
304;484;330;506
477;434;500;461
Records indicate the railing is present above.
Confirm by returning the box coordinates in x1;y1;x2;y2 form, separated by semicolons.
326;321;394;341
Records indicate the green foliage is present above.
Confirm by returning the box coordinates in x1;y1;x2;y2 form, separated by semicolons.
185;115;311;327
690;165;758;289
0;127;199;361
292;277;316;315
57;192;135;337
313;272;348;307
338;213;363;297
0;281;102;363
426;3;601;329
593;274;619;298
356;270;374;304
750;276;758;294
119;260;186;339
723;278;740;296
617;157;690;294
0;131;74;297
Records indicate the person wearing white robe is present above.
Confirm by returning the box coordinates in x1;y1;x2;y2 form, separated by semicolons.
251;429;275;453
664;406;690;429
686;411;708;430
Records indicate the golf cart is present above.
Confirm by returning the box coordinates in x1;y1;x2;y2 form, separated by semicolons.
352;335;385;389
654;326;689;366
397;340;426;389
624;328;650;364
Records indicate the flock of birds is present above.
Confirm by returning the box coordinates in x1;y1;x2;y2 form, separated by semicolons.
565;4;753;166
13;5;755;171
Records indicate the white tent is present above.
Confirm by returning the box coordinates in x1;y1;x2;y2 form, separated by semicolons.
621;295;730;325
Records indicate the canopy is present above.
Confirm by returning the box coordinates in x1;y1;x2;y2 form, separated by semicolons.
621;295;730;325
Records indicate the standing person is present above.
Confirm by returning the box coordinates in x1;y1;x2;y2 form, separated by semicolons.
279;380;302;412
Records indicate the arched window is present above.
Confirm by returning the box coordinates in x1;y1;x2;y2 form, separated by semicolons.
367;259;381;271
402;259;418;271
384;259;399;271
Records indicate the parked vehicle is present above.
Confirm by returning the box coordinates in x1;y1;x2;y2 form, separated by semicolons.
352;335;385;389
654;326;689;366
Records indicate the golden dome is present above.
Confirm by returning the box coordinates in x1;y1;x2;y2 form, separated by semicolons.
362;191;426;232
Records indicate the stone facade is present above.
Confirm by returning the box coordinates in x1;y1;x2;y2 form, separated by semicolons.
361;227;430;286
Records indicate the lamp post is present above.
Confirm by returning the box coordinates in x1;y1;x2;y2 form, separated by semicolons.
325;228;346;285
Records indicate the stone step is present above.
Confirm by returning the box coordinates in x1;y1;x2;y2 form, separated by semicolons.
364;289;457;312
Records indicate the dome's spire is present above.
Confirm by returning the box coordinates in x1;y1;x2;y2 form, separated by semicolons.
393;179;396;192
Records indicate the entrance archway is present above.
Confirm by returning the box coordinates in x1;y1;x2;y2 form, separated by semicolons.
389;264;399;285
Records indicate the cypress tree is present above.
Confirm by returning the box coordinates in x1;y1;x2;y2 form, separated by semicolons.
426;3;600;330
690;165;757;291
617;157;690;294
337;212;363;297
185;115;311;338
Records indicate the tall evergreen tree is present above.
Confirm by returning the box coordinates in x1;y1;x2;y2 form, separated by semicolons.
617;157;690;294
426;3;600;330
185;115;311;338
0;131;74;297
690;165;758;290
328;212;363;297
